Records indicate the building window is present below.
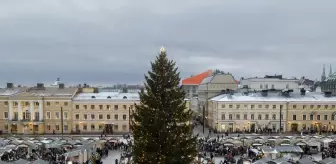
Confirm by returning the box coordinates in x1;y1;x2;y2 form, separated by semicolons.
123;105;127;110
265;84;268;89
55;112;59;119
64;102;68;106
324;115;328;120
260;84;263;89
229;114;232;120
114;125;118;130
310;115;313;120
236;114;240;120
56;125;60;131
303;115;306;120
84;114;87;120
293;105;297;109
75;114;79;120
324;105;328;109
272;114;276;120
46;112;51;119
317;105;321;109
82;124;87;130
84;105;87;109
91;105;95;109
280;105;283;109
107;105;110;109
265;105;269;109
107;114;111;120
221;114;225;120
271;84;274;89
229;105;233;108
64;112;68;119
4;101;8;106
123;115;127;120
251;114;254;120
55;102;59;105
64;125;68;131
293;115;296;120
272;105;276;109
47;125;50;131
35;102;39;106
244;114;247;120
76;105;79;109
114;105;118;110
236;105;240;108
332;105;335;109
122;125;127;131
310;105;314;109
115;114;118;120
91;125;95;130
221;104;225;108
47;102;50;106
251;105;255;109
99;124;104;130
303;105;306;109
258;105;262;108
258;114;262;120
99;114;103;120
244;105;247;108
265;114;269;120
4;112;8;119
286;84;289;89
99;105;103;110
317;115;320;120
91;114;95;120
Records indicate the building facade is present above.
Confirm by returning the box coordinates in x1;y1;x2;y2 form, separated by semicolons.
182;70;212;99
208;91;336;133
71;88;140;134
240;75;300;92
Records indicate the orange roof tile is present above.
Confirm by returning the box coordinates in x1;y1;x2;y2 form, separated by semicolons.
182;70;213;85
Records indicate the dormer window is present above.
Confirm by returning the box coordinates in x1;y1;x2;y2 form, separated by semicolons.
107;96;111;99
91;96;96;99
123;96;127;99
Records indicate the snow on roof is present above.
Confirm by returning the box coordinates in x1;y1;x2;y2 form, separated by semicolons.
210;92;336;102
0;88;26;96
73;92;140;101
28;87;77;97
200;76;213;84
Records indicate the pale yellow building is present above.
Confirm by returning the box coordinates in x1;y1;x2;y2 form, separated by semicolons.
4;83;77;134
208;91;336;133
71;88;139;134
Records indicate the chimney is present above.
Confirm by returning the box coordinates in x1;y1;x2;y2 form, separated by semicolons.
84;83;87;88
261;90;268;97
300;88;306;95
59;83;65;89
6;83;13;89
37;83;44;88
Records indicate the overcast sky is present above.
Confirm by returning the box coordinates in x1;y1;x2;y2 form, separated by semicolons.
0;0;335;86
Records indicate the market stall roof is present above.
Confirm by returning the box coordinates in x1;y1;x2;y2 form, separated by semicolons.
259;146;278;154
31;159;49;164
252;158;272;164
296;157;316;164
64;149;82;157
275;146;303;153
319;157;336;164
272;158;291;164
14;159;31;164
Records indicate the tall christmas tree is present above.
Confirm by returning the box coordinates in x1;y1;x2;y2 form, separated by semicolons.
131;47;198;164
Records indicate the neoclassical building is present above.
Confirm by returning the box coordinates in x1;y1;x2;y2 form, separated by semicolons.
208;90;336;133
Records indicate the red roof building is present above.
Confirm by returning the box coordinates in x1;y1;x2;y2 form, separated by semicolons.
182;70;213;85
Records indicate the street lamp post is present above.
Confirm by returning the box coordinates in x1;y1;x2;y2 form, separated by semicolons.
129;107;131;134
279;105;282;134
61;107;64;139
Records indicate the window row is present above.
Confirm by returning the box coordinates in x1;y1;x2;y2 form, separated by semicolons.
46;125;69;131
292;105;336;109
3;101;68;106
45;112;68;119
74;124;127;131
75;104;134;110
4;112;42;120
221;113;283;120
292;114;336;121
221;104;284;109
74;114;128;120
259;84;290;89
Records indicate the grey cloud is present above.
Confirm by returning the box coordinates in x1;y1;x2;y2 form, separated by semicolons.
0;0;336;85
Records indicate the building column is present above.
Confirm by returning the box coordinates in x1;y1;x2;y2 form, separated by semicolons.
30;101;34;120
8;101;13;121
18;101;22;120
39;101;43;121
